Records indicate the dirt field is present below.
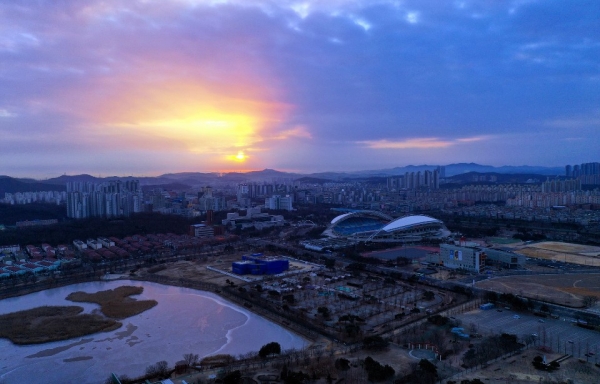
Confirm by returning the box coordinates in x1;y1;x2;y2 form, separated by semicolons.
453;349;600;383
476;274;600;307
518;241;600;267
152;257;240;286
147;252;321;286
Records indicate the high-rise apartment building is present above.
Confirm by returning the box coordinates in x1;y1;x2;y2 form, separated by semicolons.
265;195;293;211
565;162;600;185
66;180;142;219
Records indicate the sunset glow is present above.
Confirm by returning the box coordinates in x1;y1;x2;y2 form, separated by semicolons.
0;1;597;177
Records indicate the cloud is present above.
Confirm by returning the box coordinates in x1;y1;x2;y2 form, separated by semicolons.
361;138;453;149
271;125;313;140
360;136;489;149
543;116;600;129
0;0;598;176
0;109;16;117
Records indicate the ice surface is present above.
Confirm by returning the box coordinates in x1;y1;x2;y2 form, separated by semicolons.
0;280;307;383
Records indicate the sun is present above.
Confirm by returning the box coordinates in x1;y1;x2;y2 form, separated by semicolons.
235;151;247;162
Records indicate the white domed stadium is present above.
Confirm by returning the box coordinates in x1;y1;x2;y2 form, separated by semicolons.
323;210;393;238
325;211;449;243
364;215;450;243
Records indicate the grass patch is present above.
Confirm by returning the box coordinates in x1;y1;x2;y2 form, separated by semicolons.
66;285;158;319
0;306;121;345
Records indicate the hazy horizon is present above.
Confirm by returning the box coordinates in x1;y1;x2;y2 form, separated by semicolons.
2;161;573;181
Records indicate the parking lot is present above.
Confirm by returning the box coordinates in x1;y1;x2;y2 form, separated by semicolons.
456;308;600;361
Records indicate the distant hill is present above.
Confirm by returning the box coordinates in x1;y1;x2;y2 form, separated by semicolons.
3;163;565;188
443;163;563;177
43;174;101;184
294;177;334;184
350;163;563;177
445;172;547;185
141;183;193;191
0;176;65;195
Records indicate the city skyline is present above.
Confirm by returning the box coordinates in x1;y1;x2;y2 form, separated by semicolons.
1;1;599;178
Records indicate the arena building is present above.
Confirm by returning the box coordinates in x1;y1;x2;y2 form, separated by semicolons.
323;211;450;244
323;210;393;237
232;253;289;275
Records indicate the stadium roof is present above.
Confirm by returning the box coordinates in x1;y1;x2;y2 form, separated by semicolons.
330;210;393;225
381;215;442;232
331;213;353;225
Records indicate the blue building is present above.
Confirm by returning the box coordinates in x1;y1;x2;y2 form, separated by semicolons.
232;254;289;275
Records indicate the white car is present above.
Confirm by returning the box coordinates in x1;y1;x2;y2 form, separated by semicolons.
513;315;520;319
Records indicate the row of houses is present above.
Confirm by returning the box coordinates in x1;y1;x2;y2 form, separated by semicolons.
74;233;238;262
5;230;241;269
0;258;64;278
25;243;76;259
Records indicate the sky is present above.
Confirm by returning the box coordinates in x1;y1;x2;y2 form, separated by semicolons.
1;0;599;178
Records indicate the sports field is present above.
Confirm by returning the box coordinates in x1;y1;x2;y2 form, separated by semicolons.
476;273;600;307
518;241;600;266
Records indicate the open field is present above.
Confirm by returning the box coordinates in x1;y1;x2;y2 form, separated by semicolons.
0;306;120;344
475;274;600;307
151;252;320;285
518;241;600;267
67;285;157;319
530;242;600;254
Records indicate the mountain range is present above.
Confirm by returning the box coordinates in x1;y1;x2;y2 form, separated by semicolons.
0;163;564;194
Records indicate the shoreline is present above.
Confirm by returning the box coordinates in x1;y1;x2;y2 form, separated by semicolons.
0;274;320;347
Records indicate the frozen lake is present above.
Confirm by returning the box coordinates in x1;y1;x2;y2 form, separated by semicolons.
0;280;307;383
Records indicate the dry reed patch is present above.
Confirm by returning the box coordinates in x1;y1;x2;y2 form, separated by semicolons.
66;286;157;319
0;306;120;345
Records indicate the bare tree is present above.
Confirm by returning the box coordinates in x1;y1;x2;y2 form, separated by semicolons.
582;295;598;308
183;353;199;368
155;361;169;377
146;360;169;377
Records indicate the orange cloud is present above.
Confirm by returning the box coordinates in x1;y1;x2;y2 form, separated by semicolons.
272;125;313;140
55;66;292;169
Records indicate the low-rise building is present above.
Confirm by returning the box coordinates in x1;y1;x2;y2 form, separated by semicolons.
190;224;215;238
98;237;115;248
426;243;486;273
73;240;87;251
426;242;526;272
86;239;102;250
